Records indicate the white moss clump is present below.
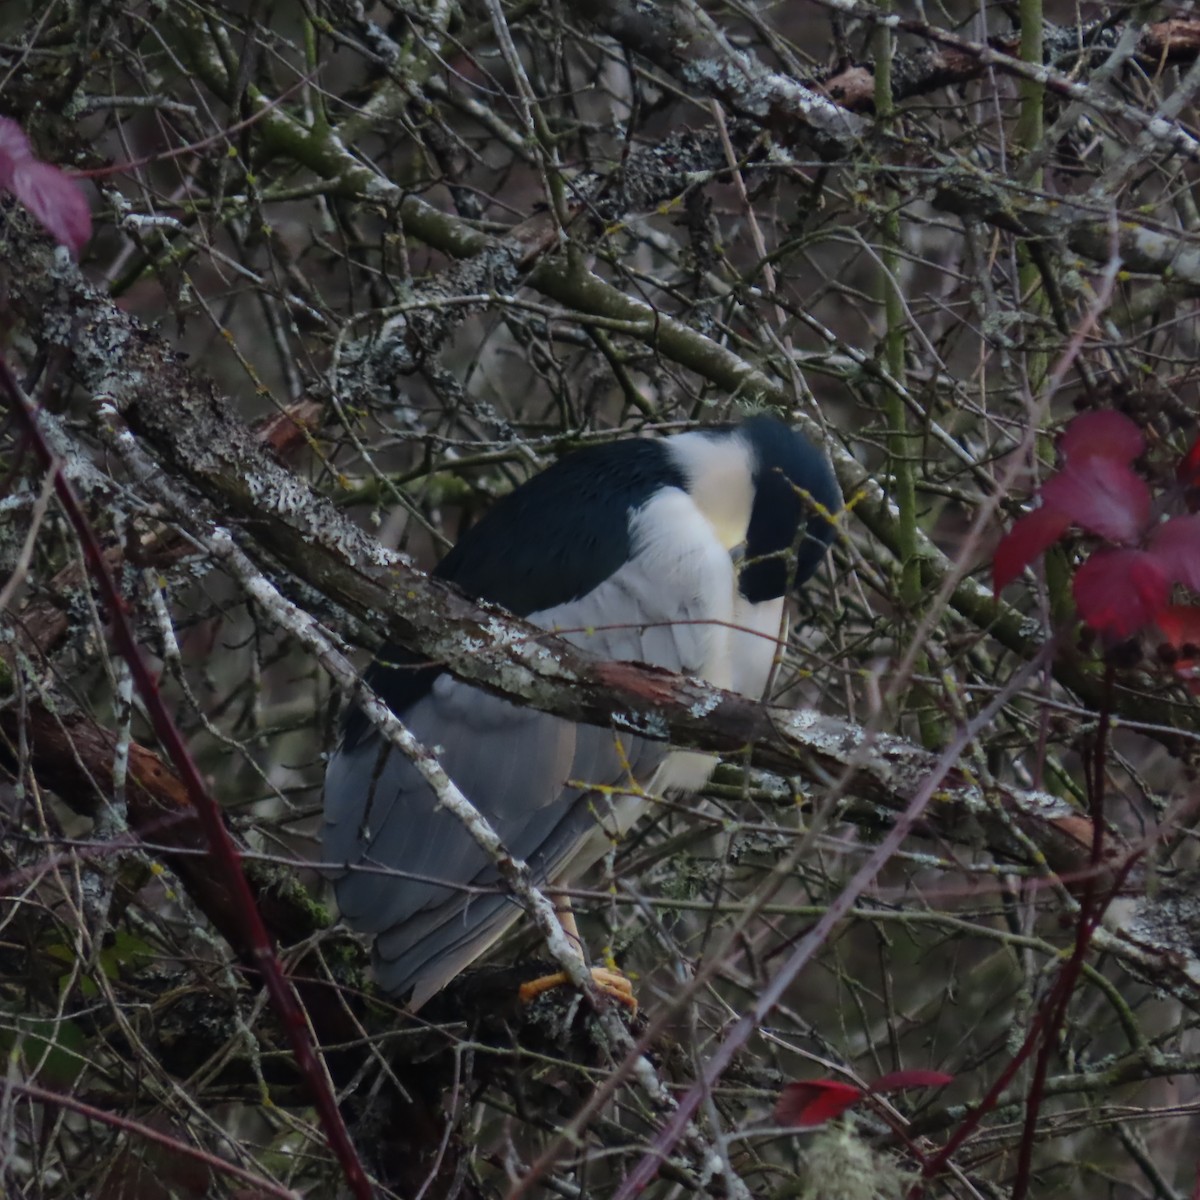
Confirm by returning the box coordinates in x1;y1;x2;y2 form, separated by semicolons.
795;1123;915;1200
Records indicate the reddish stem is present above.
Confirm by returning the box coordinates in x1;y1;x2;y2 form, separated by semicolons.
1008;665;1114;1200
0;357;373;1200
918;665;1141;1196
8;1080;298;1199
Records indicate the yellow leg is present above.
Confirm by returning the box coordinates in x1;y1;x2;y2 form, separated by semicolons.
518;966;637;1012
517;893;637;1012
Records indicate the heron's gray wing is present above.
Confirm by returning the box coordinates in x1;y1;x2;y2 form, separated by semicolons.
325;685;590;1004
368;715;653;1007
322;488;738;1006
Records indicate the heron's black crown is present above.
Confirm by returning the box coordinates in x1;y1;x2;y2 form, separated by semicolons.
738;415;841;604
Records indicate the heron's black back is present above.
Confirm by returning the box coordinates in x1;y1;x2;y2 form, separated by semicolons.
341;437;686;749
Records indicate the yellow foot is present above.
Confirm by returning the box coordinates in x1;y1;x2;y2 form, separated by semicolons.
518;966;637;1013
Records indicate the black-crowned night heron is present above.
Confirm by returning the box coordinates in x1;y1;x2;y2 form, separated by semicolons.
323;416;840;1010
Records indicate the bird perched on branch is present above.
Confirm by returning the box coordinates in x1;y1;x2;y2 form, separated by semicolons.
323;415;840;1011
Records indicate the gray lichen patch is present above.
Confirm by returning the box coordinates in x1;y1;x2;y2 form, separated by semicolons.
783;708;930;773
790;1123;916;1200
1121;871;1200;988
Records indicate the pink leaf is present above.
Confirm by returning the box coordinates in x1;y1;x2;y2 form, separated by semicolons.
1042;457;1150;544
774;1080;863;1128
994;506;1071;594
0;116;33;190
1149;514;1200;594
10;159;91;255
1059;411;1145;466
1073;548;1170;638
869;1070;955;1094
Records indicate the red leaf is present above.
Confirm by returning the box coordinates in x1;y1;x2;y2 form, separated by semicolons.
1059;411;1144;465
1042;457;1150;545
1149;514;1200;594
994;506;1070;594
1155;605;1200;693
1156;604;1200;648
0;116;33;190
1177;435;1200;490
1152;609;1200;696
774;1080;863;1128
10;159;91;255
869;1069;955;1094
1073;548;1170;638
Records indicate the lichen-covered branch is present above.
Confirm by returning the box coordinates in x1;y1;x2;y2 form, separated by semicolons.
5;1;1200;1192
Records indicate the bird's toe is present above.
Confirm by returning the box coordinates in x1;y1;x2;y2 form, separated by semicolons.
517;965;637;1013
